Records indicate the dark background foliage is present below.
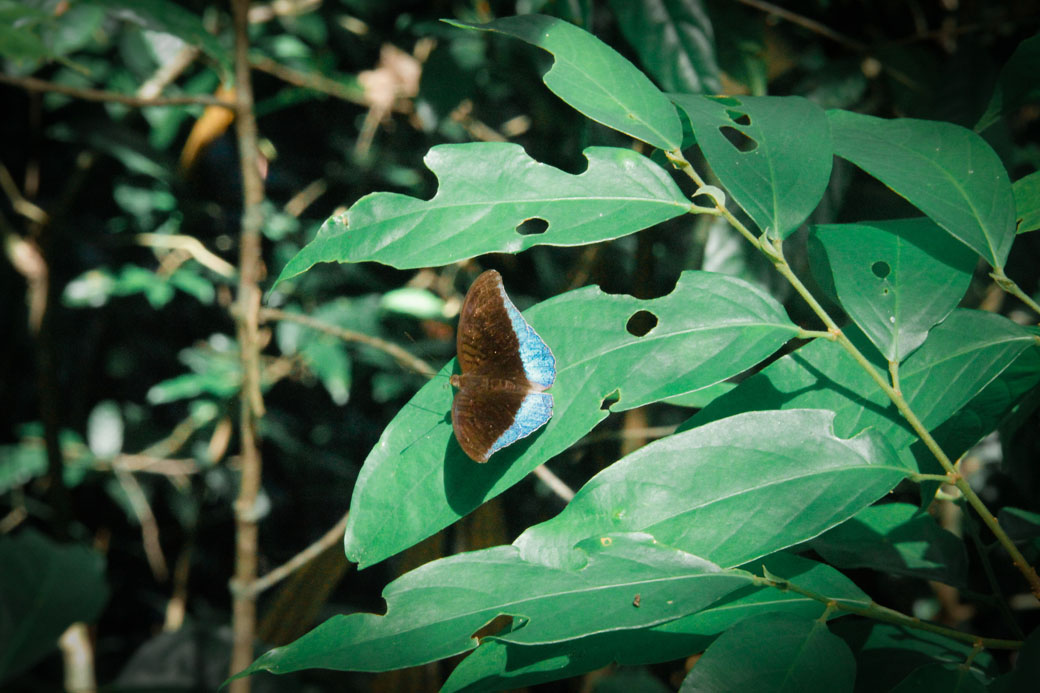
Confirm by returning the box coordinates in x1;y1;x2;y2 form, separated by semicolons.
2;0;1039;690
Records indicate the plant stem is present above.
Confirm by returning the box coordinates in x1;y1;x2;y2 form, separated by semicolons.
758;573;1021;651
228;0;267;689
668;149;1040;601
0;72;234;109
990;267;1040;318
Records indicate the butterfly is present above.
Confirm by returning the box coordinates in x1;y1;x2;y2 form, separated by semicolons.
449;270;556;462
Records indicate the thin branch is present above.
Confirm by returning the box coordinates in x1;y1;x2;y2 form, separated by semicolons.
736;0;867;52
0;73;235;109
136;233;237;277
532;465;575;503
112;464;169;581
259;306;437;377
0;162;49;224
245;511;350;597
249;55;367;105
759;572;1021;651
228;0;267;687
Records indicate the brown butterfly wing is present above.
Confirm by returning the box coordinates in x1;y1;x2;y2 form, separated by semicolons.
451;387;527;463
456;270;526;381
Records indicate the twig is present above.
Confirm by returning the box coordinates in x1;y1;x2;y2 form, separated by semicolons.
246;511;350;597
136;233;237;277
0;73;234;109
759;572;1021;651
736;0;866;52
249;55;367;105
112;463;169;581
0;162;48;224
59;623;97;693
532;465;574;503
259;306;437;377
228;0;268;687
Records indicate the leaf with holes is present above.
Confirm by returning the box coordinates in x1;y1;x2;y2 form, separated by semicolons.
344;271;798;568
448;15;683;150
829;110;1016;269
273;144;690;284
809;218;976;362
442;552;867;693
515;409;909;571
672;94;832;238
235;533;752;678
686;310;1038;471
678;612;855;692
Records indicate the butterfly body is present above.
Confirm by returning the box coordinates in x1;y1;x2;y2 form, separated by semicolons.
450;270;556;462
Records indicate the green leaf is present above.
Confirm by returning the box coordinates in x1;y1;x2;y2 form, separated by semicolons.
516;409;908;571
344;271;798;568
1014;170;1040;234
275;144;690;283
809;503;968;586
443;552;866;692
0;529;109;683
300;337;352;406
678;612;855;692
976;34;1040;132
673;95;832;238
890;663;989;693
447;15;682;150
687;310;1038;461
808;218;976;362
829;110;1016;269
606;0;722;94
236;533;751;678
833;620;996;692
147;337;243;404
89;0;230;77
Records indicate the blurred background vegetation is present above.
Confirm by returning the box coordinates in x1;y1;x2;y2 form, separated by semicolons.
1;0;1039;690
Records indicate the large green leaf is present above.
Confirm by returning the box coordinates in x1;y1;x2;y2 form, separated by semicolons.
448;15;683;150
678;612;855;692
236;533;751;678
274;144;690;284
672;94;832;238
829;110;1016;269
0;529;109;683
809;503;968;586
442;552;867;692
808;218;976;362
515;409;908;571
344;270;798;568
606;0;722;94
686;310;1038;460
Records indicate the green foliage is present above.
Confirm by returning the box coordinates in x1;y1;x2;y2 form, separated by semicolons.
0;530;108;682
2;2;1039;692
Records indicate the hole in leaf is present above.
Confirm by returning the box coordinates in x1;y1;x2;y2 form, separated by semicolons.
471;614;514;643
871;261;890;278
601;389;620;410
626;310;658;337
719;126;757;152
516;218;548;236
726;110;751;126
